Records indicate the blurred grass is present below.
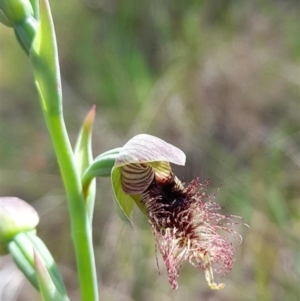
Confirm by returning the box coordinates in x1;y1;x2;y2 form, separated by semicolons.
0;0;299;300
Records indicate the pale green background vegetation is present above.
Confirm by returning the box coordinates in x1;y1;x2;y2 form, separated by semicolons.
0;0;299;300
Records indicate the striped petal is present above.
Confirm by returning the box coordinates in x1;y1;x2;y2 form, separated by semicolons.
121;163;154;195
115;134;186;167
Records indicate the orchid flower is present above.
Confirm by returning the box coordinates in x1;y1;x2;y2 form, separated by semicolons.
111;134;243;290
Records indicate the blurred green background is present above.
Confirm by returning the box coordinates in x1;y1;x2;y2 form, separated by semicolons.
0;0;299;300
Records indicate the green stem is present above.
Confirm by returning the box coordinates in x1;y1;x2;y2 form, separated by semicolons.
28;1;99;299
43;111;98;301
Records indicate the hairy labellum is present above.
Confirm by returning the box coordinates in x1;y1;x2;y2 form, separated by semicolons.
141;175;242;290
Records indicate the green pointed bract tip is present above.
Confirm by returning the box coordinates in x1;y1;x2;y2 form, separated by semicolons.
74;106;96;221
74;105;96;177
0;197;39;243
111;134;186;226
34;250;69;301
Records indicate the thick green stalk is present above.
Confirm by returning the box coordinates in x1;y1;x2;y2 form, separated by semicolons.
29;1;99;300
43;111;98;301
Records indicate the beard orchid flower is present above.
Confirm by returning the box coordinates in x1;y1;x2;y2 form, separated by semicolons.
111;134;243;290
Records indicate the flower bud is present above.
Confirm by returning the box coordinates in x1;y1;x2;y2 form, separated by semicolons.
0;0;33;26
0;197;39;242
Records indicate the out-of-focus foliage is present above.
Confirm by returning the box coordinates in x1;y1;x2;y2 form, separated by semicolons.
0;0;299;300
